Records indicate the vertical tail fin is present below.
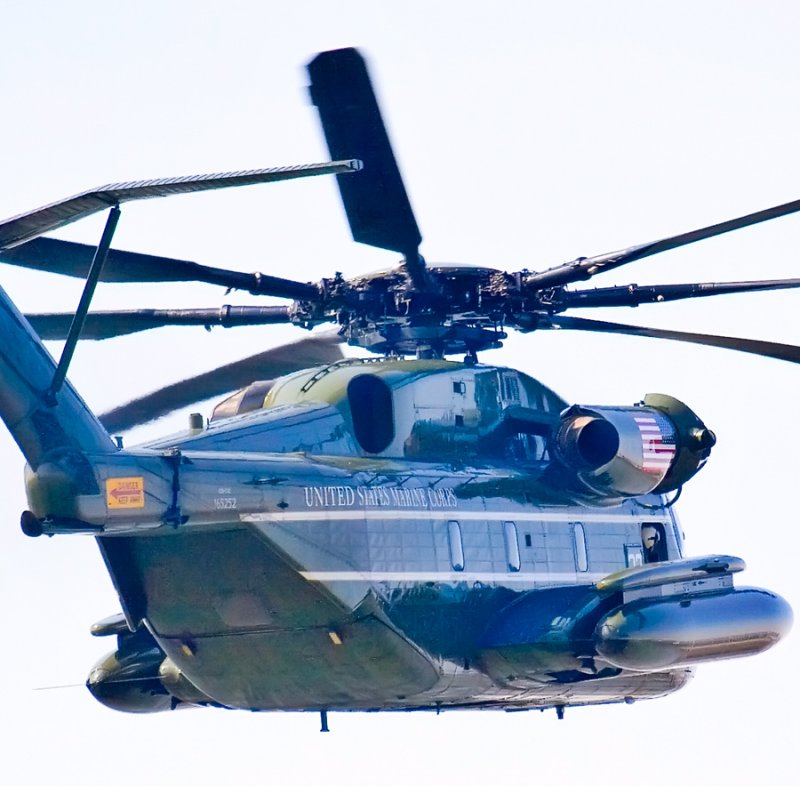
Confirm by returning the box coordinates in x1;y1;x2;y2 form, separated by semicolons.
0;283;116;468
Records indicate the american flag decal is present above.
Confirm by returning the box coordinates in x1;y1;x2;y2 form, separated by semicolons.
634;414;676;473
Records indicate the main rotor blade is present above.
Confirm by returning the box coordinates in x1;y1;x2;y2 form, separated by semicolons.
525;197;800;289
27;305;293;341
0;160;361;250
561;278;800;308
0;237;320;299
546;314;800;363
308;48;427;288
98;333;344;432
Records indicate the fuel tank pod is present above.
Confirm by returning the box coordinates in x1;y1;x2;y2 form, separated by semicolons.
592;555;792;671
87;646;215;712
553;393;715;502
86;622;214;713
595;587;792;672
86;645;174;713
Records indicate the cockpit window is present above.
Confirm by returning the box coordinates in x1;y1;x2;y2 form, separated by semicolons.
348;374;394;453
641;522;668;563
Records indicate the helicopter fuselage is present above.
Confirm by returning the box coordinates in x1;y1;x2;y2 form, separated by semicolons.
15;354;786;715
67;442;782;714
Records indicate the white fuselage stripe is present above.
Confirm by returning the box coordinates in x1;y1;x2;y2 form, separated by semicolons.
243;510;667;524
299;570;608;583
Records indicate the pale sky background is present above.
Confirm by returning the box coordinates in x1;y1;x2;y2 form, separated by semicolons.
0;2;798;783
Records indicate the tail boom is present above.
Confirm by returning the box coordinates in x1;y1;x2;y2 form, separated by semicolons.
0;282;115;469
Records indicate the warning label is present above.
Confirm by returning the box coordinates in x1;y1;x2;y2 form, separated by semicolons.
106;477;145;509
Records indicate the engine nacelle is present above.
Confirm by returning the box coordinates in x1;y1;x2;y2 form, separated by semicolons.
552;394;715;503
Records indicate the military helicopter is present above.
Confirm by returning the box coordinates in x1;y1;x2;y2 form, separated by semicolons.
0;48;796;724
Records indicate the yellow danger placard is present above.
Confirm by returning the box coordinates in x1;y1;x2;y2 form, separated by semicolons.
106;477;145;509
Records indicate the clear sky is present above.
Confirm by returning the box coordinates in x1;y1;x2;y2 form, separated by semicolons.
0;2;797;783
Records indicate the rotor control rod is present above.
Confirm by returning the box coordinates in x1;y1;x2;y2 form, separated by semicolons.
48;205;121;402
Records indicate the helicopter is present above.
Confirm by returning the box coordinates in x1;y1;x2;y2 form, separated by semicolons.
0;47;796;723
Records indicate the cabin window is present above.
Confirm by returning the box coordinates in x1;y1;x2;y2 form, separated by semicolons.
348;375;394;453
453;381;466;395
524;533;532;548
641;522;667;563
503;521;521;572
573;522;588;572
501;373;521;403
448;520;465;572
